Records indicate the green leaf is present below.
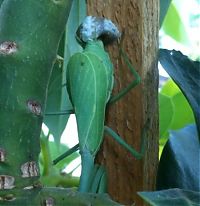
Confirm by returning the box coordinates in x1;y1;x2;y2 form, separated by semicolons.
159;49;200;139
44;0;87;144
39;132;79;174
160;0;172;27
159;79;195;146
159;93;174;139
44;34;72;145
40;173;79;188
161;2;190;45
138;188;200;206
64;0;86;63
157;124;200;191
39;133;80;187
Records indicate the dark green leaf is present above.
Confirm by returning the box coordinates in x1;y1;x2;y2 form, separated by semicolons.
0;0;4;7
157;124;200;191
159;49;200;139
138;188;200;206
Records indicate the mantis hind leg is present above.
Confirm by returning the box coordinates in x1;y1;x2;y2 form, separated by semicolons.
79;151;107;193
78;151;108;194
109;47;141;105
104;120;149;159
89;164;107;193
53;143;79;165
53;146;107;193
52;123;147;163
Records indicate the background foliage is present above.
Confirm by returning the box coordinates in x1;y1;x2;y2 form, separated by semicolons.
38;0;200;205
140;0;200;205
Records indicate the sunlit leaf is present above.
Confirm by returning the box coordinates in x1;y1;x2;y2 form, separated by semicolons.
160;79;180;96
159;93;174;139
171;92;195;129
161;2;190;45
160;0;172;27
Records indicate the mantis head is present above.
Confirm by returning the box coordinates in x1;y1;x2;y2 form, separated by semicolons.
76;16;121;48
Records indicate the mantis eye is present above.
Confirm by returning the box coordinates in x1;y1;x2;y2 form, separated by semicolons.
76;16;121;46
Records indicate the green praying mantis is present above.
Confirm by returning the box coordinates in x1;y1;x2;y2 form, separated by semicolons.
52;16;147;192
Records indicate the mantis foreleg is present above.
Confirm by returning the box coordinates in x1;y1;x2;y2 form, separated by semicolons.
104;125;146;159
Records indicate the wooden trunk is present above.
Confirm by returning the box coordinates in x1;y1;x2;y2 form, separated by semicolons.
87;0;159;205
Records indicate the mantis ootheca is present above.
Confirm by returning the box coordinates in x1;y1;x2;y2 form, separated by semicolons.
54;16;147;192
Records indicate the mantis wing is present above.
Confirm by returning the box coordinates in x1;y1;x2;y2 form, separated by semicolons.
66;41;113;156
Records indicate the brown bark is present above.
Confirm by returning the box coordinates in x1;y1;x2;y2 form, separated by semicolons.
87;0;159;205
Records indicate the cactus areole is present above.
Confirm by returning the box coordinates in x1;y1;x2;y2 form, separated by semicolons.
0;0;72;202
